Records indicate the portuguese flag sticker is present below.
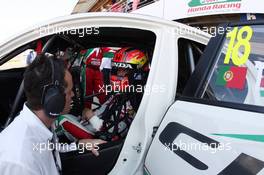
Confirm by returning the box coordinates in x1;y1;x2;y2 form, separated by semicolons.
216;65;247;90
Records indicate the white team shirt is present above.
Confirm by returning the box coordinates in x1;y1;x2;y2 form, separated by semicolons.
0;104;60;175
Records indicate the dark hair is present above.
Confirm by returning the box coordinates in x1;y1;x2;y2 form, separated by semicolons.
24;53;67;110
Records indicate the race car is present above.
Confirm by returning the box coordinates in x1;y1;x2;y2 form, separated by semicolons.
0;13;263;175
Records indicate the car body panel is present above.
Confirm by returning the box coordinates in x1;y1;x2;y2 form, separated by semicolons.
145;100;264;174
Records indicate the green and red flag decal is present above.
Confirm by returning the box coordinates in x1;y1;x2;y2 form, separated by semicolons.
216;65;247;90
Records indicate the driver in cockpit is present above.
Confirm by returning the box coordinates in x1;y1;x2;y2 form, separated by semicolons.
55;47;149;142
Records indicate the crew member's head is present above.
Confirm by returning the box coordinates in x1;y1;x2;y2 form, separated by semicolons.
24;53;74;118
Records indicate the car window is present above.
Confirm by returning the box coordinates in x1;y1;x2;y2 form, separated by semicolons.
177;38;205;96
202;25;264;107
0;49;36;70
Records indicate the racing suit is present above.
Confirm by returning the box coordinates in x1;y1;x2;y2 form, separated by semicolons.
100;47;120;87
84;48;106;108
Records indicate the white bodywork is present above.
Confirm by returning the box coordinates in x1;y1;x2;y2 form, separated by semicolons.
0;13;210;175
145;101;264;174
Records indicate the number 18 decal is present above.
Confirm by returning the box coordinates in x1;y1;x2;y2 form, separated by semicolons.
224;26;253;66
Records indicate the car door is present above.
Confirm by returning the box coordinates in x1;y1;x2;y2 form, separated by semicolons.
144;22;264;175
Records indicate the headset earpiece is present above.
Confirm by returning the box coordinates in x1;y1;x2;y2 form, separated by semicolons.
41;58;65;118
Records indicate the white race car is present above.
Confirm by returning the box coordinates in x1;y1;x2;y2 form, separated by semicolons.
0;13;263;175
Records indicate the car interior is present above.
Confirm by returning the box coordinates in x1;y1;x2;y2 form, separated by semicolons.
0;27;156;175
176;38;205;97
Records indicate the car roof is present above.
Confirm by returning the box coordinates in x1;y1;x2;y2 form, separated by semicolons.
0;12;211;58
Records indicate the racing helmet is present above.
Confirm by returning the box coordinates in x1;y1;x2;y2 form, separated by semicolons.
112;47;148;70
110;47;149;91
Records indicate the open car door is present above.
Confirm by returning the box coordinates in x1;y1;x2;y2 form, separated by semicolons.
144;21;264;175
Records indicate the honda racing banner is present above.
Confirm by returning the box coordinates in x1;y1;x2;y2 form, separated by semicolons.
164;0;264;20
132;0;264;20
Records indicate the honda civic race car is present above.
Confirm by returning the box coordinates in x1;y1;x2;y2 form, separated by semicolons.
0;13;263;175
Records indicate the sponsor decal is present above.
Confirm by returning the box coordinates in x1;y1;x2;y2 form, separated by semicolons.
212;133;264;143
49;112;60;116
224;26;253;66
159;122;264;174
188;0;241;7
112;62;133;69
159;122;220;170
260;77;264;97
187;0;242;15
216;65;247;90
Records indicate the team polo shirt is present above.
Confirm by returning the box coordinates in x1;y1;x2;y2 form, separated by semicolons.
0;104;60;175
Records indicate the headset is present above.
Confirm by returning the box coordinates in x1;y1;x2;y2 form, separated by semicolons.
41;57;66;118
